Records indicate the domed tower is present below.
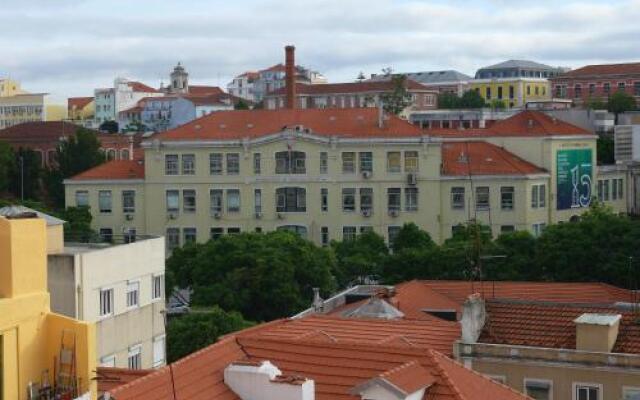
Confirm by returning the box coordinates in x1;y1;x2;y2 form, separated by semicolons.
170;62;189;94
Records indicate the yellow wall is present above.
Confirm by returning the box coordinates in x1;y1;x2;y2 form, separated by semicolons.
45;104;68;121
469;78;551;108
0;79;23;97
0;216;96;400
69;100;95;121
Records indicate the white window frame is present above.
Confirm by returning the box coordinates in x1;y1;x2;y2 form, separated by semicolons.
153;335;166;368
524;378;553;400
152;275;163;300
126;280;140;309
75;190;89;207
128;344;142;370
99;287;114;317
572;382;603;400
100;354;116;367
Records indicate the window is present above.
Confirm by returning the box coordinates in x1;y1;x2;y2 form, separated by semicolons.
152;275;163;300
166;190;179;213
321;227;329;247
210;189;223;214
612;179;618;200
360;188;373;212
227;189;240;212
597;180;604;202
475;187;490;210
635;81;640;96
276;187;306;212
153;336;166;367
404;151;419;172
524;379;552;400
276;151;306;174
75;190;89;207
210;227;224;240
497;86;503;99
623;387;640;400
531;184;546;208
501;225;515;234
166;228;180;250
574;84;582;98
618;82;626;91
122;190;135;213
387;188;401;212
182;190;196;213
342;226;357;241
99;288;113;316
532;223;546;237
321;188;328;212
165;154;179;175
574;383;601;400
254;189;262;214
253;153;261;174
387;152;401;173
182;154;195;175
226;153;240;175
603;179;610;201
388;226;401;246
98;190;112;213
100;355;116;367
319;152;328;174
209;153;223;175
342;188;356;212
405;188;418;211
359;152;373;173
342;152;356;174
183;227;197;244
451;187;465;210
486;87;492;100
509;86;514;99
500;186;514;210
126;281;140;308
604;82;611;94
618;178;624;199
128;345;142;370
589;83;596;95
227;227;241;235
526;85;531;95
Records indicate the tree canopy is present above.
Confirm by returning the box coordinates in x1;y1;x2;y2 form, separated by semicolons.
607;91;637;117
437;90;486;109
381;75;413;115
99;120;119;134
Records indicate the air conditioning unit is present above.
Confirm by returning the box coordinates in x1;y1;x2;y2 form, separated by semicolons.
168;212;177;220
214;212;222;219
361;209;372;217
362;170;372;179
125;214;134;221
407;173;417;186
255;212;263;219
388;209;399;217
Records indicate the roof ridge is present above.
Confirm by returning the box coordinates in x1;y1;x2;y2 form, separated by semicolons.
428;349;467;400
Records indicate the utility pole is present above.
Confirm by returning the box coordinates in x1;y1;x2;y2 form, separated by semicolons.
20;155;24;201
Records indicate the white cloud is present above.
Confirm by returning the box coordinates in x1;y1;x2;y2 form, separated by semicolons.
1;0;638;102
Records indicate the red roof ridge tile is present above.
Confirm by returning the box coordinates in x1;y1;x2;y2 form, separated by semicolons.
294;329;338;343
427;349;467;400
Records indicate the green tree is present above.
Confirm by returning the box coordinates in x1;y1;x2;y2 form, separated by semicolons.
459;90;486;108
488;99;506;110
59;206;98;242
437;92;460;109
234;99;250;110
607;91;637;121
597;135;615;165
586;97;607;110
45;128;106;208
166;306;253;362
0;141;16;194
332;230;389;286
168;231;336;321
391;222;434;253
99;120;119;133
381;75;413;115
487;231;539;281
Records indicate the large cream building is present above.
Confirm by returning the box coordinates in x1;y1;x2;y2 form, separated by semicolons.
0;78;67;129
63;107;626;249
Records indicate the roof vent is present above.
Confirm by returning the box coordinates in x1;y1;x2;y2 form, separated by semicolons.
457;152;469;163
194;124;201;130
527;119;534;128
485;157;493;162
219;123;226;129
247;123;254;128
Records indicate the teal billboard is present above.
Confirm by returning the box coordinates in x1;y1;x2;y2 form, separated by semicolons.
556;149;593;210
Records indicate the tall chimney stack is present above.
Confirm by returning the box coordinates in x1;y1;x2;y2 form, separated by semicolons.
285;45;297;110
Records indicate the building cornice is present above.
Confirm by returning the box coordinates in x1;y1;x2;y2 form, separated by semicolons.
63;179;145;185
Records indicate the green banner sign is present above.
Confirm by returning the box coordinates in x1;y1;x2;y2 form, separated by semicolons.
556;149;593;210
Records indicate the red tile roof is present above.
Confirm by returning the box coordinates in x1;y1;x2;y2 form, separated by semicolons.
69;159;144;181
189;85;225;96
377;360;436;394
479;300;640;354
97;367;154;393
441;141;546;176
0;121;99;139
431;110;592;138
67;96;94;111
261;63;287;73
237;71;259;81
153;108;424;141
127;81;160;93
558;62;640;78
267;79;432;96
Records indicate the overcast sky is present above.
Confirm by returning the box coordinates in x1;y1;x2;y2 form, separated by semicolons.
2;0;639;102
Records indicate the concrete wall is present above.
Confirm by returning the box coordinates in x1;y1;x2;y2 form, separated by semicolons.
47;254;77;317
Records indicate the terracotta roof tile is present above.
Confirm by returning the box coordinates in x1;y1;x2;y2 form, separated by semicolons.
96;367;154;393
67;96;94;111
0;121;99;139
558;62;640;78
188;86;224;96
267;79;433;96
127;81;160;93
69;159;144;181
153;108;423;141
479;300;640;354
378;360;436;394
441;141;546;176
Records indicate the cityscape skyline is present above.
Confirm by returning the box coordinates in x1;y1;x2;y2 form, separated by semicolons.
2;0;639;101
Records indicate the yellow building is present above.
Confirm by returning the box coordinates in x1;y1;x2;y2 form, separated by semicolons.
0;213;96;400
68;97;96;122
63;108;626;248
0;78;67;130
469;78;551;108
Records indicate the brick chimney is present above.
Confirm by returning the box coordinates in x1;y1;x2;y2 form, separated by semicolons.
285;45;297;109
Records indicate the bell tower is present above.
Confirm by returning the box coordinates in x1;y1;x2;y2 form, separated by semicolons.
170;62;189;94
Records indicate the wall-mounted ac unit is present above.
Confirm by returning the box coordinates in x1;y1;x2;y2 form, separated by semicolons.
407;173;417;186
214;212;222;219
388;209;399;217
362;170;372;179
168;212;177;220
125;214;134;221
277;213;285;219
361;209;372;217
255;212;263;219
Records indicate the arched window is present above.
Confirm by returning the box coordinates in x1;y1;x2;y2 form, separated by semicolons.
276;187;306;212
275;151;306;174
106;149;117;161
121;149;130;160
